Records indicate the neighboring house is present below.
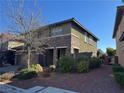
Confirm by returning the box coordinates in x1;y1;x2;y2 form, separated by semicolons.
113;6;124;67
0;33;24;51
0;33;24;66
32;18;99;66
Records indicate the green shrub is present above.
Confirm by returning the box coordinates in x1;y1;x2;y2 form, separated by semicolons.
114;72;124;87
31;64;43;73
112;64;120;67
17;68;37;80
89;57;101;69
58;56;74;72
58;56;102;73
77;56;89;62
112;65;124;72
77;61;89;73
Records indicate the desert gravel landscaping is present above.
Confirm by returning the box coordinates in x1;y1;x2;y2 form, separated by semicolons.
9;65;124;93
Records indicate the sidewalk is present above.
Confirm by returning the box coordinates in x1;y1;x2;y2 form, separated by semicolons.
0;82;78;93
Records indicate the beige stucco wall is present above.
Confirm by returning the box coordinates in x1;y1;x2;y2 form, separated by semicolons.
116;14;124;67
0;41;24;51
8;41;24;49
71;24;97;56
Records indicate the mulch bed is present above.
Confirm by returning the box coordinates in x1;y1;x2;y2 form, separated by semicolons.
8;65;124;93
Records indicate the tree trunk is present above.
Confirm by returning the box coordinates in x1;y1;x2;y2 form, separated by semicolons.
27;46;31;69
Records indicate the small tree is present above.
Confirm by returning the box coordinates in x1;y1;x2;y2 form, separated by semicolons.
0;34;3;51
106;47;116;57
0;33;5;67
5;0;48;69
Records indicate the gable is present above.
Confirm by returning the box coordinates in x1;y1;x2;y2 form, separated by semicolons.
71;22;97;42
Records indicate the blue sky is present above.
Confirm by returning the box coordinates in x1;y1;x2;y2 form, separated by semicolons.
0;0;124;52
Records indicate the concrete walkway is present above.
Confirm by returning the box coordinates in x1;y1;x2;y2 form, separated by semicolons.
0;82;78;93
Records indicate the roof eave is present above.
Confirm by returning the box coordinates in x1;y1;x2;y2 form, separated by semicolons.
113;5;124;39
71;18;99;41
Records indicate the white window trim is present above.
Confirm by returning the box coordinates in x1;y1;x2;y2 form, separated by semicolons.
56;46;68;48
48;34;71;38
84;32;88;43
45;46;68;49
45;47;54;49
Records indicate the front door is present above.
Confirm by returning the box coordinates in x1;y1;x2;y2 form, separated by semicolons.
45;49;53;67
57;48;66;60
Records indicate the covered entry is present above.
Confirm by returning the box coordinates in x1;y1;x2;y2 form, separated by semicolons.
39;47;67;67
39;49;54;67
57;48;66;60
45;49;54;67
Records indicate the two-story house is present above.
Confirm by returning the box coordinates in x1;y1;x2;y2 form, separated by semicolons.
32;18;99;67
113;6;124;67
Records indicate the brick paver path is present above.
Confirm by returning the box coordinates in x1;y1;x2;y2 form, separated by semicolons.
10;65;124;93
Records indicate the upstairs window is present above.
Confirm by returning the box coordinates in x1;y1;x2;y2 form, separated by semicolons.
84;32;88;43
119;32;124;41
88;37;93;45
51;28;63;36
84;32;94;45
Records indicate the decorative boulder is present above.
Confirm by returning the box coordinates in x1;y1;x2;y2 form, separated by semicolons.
49;65;56;69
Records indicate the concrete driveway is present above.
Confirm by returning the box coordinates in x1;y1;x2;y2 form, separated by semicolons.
0;65;21;73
